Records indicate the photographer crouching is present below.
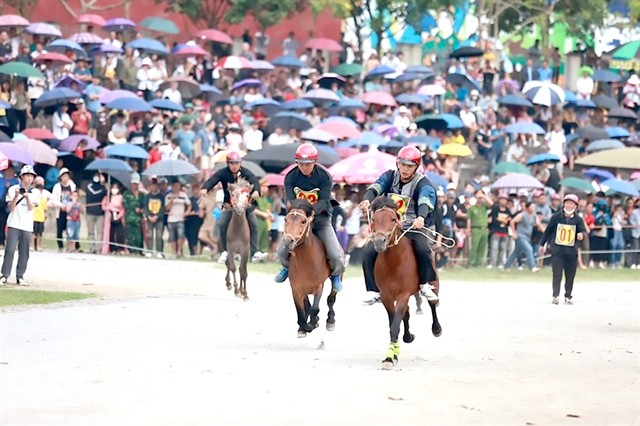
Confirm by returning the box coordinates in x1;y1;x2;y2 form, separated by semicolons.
0;166;39;286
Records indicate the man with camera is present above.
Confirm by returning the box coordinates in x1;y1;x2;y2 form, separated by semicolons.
0;165;39;286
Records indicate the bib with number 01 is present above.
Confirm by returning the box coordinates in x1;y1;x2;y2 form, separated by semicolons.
555;223;576;247
389;194;411;221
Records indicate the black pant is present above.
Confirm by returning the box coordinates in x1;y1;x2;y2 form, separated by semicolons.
110;220;125;252
362;231;436;293
218;208;259;255
0;205;8;246
185;215;203;256
551;251;578;299
13;109;27;132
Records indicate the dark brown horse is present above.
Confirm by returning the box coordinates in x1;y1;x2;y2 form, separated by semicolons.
280;199;337;338
225;179;252;300
369;196;442;369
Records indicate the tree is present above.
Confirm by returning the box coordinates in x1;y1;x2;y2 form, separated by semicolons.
158;0;232;29
58;0;132;18
632;1;640;21
1;0;38;16
226;0;305;32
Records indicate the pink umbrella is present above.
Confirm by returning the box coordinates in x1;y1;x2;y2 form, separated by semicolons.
361;91;397;107
70;32;103;44
335;146;360;159
491;173;543;190
317;122;362;139
59;135;100;152
33;52;72;66
174;45;209;57
197;29;233;45
265;173;285;186
76;14;107;27
0;14;30;27
329;151;396;184
0;151;8;171
99;89;138;104
16;139;57;166
305;38;343;52
26;22;62;37
418;84;446;96
630;171;640;180
217;55;253;69
303;88;340;103
22;128;55;140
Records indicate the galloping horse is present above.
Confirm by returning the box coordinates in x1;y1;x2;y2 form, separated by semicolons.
225;178;252;300
369;196;442;369
280;199;337;337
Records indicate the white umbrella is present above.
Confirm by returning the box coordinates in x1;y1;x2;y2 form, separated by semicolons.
522;80;565;107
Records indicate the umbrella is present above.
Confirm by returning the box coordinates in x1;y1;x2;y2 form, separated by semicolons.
251;60;275;71
393;73;425;84
333;98;366;110
610;39;640;61
91;44;123;55
269;112;312;131
99;89;138;104
577;125;609;140
366;65;396;79
417;84;446;96
504;122;546;135
106;97;152;112
0;62;44;79
197;29;233;44
47;39;86;57
396;93;428;104
15;139;57;165
0;142;34;165
526;153;560;165
574;99;597;109
317;121;361;139
244;144;340;172
217;56;253;69
592;94;618;110
264;173;285;186
22;128;55;140
576;147;640;169
245;98;282;115
105;144;150;160
0;100;11;109
608;108;637;120
0;130;10;141
496;79;520;93
212;160;265;177
76;14;106;26
305;38;343;52
602;178;640;197
232;78;262;91
446;73;480;91
303;88;340;104
449;46;484;59
329;151;396;184
585;139;626;153
426;172;448;188
33;52;73;66
361;91;397;107
26;22;62;37
0;14;30;28
321;116;359;128
85;158;132;174
583;168;615;181
59;135;100;151
404;135;441;148
559;177;595;192
416;114;463;131
341;131;386;147
491;161;531;175
405;65;432;75
374;124;399;138
606;126;631;139
282;99;314;110
522;80;565;106
491;173;543;189
563;90;578;103
149;98;184;112
631;179;640;191
140;17;179;34
34;88;82;107
103;18;136;32
54;75;86;91
332;63;362;76
497;94;533;108
173;45;209;57
578;66;594;76
126;38;169;55
592;70;621;83
437;144;472;157
70;32;104;44
271;55;305;68
301;128;336;143
198;84;222;97
142;160;199;177
318;73;346;89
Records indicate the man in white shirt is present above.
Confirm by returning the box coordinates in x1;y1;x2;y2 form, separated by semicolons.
267;127;289;146
576;71;594;99
545;121;566;173
393;106;412;135
1;166;39;286
162;81;183;105
243;120;264;151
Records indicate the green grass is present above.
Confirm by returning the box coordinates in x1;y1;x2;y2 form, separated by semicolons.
0;288;94;307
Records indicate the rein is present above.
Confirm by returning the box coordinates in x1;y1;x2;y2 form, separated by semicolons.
283;210;312;254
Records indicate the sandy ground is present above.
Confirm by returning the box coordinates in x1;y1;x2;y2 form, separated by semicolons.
1;251;639;426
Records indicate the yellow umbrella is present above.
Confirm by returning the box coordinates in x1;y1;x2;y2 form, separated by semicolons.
575;147;640;170
437;144;473;157
212;149;247;164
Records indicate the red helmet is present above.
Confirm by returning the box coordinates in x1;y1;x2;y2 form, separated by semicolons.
226;151;242;163
295;143;318;164
397;146;421;166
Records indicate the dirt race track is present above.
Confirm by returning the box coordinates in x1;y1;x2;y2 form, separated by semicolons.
1;252;639;425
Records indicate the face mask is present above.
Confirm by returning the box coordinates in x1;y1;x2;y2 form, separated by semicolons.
111;188;119;195
563;207;575;216
93;176;100;183
36;184;44;190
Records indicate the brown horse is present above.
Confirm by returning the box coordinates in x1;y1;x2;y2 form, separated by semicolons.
369;196;442;369
225;179;252;300
280;199;337;338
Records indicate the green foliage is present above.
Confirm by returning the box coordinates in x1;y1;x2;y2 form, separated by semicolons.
0;288;93;307
226;0;305;31
310;0;353;17
631;1;640;21
157;0;231;28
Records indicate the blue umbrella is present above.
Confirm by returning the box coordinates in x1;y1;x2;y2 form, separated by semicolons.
269;112;312;131
90;44;122;55
47;39;87;57
563;90;578;103
566;133;580;144
583;167;615;181
585;139;626;153
282;99;314;110
404;65;432;75
150;98;184;112
505;122;546;135
34;88;82;107
335;97;366;110
271;55;305;68
199;84;222;95
366;65;396;79
232;78;263;91
142;159;199;177
415;113;463;130
105;144;150;160
244;98;282;115
498;94;533;107
393;73;424;83
322;116;359;128
396;93;429;104
606;127;631;138
341;131;386;147
404;134;441;147
85;158;133;173
426;172;448;188
106;97;152;112
575;99;597;109
592;70;621;83
526;153;560;165
126;38;168;55
602;178;640;196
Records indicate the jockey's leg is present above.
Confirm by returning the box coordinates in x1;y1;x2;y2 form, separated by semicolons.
407;232;439;302
362;242;381;305
246;209;267;262
274;235;291;283
217;209;232;262
313;215;345;292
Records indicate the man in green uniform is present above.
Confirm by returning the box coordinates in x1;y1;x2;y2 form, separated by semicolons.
254;177;273;254
466;189;492;267
123;174;145;255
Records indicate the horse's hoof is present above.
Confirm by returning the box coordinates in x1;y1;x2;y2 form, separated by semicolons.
403;333;415;344
313;322;319;329
432;326;442;337
429;300;440;307
416;308;424;315
243;296;249;301
326;322;335;331
381;358;395;370
226;284;232;291
297;331;307;338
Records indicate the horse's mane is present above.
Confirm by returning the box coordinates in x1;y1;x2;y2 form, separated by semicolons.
229;177;252;192
371;196;397;213
289;199;314;217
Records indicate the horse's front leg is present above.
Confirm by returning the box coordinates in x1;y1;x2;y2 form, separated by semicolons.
402;304;415;343
414;293;423;315
308;286;323;331
380;296;400;369
225;266;232;291
326;288;337;331
293;289;313;337
240;253;249;301
227;254;240;297
430;301;442;337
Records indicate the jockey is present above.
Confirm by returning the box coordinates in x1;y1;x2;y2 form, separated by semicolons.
200;151;268;263
274;143;345;291
358;146;439;304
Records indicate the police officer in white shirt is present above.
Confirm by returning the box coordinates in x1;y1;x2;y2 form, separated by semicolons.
0;166;39;286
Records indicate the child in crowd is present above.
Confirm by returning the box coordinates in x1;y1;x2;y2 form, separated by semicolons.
65;190;83;252
32;176;48;251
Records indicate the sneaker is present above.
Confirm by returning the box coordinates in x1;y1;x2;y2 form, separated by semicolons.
251;252;268;263
631;264;637;270
156;253;164;259
486;265;493;269
531;267;541;273
565;298;573;305
552;297;559;305
330;275;342;292
217;251;228;263
274;267;288;283
419;283;439;302
17;278;27;286
363;293;381;305
145;252;153;258
0;276;6;285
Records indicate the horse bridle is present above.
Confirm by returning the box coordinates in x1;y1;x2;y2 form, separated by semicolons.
370;206;402;248
283;210;313;250
229;188;250;214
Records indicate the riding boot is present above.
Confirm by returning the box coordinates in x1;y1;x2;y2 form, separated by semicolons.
247;209;260;255
362;242;380;293
217;209;232;253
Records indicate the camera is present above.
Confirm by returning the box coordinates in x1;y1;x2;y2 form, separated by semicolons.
19;188;26;195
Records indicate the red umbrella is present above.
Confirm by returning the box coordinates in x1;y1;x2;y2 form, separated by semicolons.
305;38;343;52
76;14;107;27
329;150;396;184
33;52;72;66
317;122;362;139
361;91;397;107
217;55;253;69
174;45;209;57
22;128;56;140
197;29;233;45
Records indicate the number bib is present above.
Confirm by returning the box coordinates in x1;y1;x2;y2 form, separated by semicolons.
294;187;320;205
555;223;576;247
389;194;411;221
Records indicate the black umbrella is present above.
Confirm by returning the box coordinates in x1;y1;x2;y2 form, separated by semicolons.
577;125;609;141
592;94;618;110
497;94;533;108
445;73;480;91
243;144;340;173
449;46;484;59
608;107;637;120
212;160;266;177
592;70;622;83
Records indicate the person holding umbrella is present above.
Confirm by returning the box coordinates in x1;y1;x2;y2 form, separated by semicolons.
539;194;587;305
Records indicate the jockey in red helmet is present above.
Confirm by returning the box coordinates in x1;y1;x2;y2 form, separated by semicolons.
358;145;439;304
200;151;268;263
273;143;345;291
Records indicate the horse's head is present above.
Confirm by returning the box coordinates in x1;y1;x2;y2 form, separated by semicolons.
229;178;253;215
370;196;401;253
282;199;314;251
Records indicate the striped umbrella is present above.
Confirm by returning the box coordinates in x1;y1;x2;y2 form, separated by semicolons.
491;173;543;190
522;80;565;106
26;22;62;37
69;32;103;44
142;160;199;177
217;56;253;69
